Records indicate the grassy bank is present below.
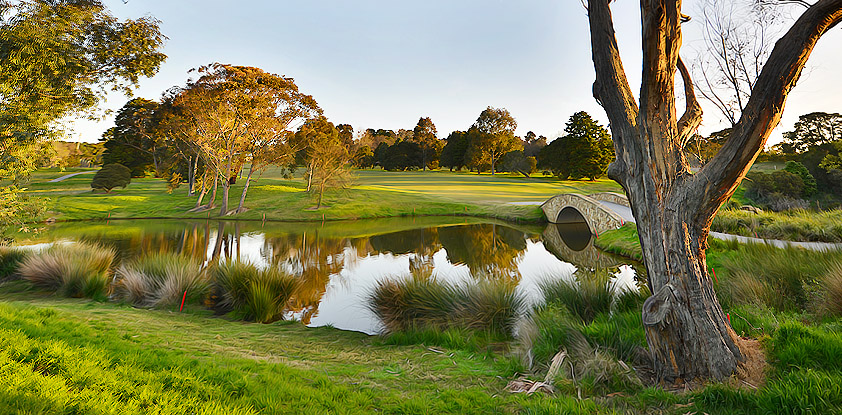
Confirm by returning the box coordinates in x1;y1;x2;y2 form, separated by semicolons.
13;168;625;225
713;208;842;243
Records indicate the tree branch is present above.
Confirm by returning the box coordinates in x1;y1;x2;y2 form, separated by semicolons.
677;56;703;147
587;0;638;133
693;0;842;218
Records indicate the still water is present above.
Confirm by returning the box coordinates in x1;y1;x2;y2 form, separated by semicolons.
19;216;642;334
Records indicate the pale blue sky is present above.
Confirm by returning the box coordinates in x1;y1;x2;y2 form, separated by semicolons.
67;0;842;144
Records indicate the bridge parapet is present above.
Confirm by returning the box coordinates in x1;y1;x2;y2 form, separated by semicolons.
541;193;624;235
588;192;630;207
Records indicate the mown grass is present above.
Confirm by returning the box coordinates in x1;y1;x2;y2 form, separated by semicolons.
17;168;626;225
713;208;842;243
0;291;618;414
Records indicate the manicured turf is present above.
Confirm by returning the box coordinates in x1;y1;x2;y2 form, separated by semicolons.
17;168;624;224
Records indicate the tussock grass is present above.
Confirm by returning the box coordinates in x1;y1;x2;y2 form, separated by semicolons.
821;263;842;317
212;261;298;323
19;242;115;299
0;247;28;280
367;276;526;338
538;271;615;324
717;242;842;312
113;253;208;308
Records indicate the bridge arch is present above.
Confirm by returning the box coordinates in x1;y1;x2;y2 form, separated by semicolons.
541;193;625;235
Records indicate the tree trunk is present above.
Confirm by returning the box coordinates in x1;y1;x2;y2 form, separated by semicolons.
317;180;324;209
235;165;254;213
194;173;208;209
306;163;314;192
586;0;842;382
219;175;230;216
204;176;218;210
630;187;742;381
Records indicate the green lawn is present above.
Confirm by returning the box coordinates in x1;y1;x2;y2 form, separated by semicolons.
18;168;623;224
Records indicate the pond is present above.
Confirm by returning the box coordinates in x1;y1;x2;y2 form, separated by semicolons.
16;216;643;334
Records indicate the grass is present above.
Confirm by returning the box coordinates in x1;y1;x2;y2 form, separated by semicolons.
114;253;209;308
367;275;526;339
18;242;115;300
713;207;842;243
212;261;298;323
14;168;626;226
0;246;28;280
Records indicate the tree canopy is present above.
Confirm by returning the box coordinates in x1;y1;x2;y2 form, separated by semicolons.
465;107;520;175
0;0;166;181
538;112;613;180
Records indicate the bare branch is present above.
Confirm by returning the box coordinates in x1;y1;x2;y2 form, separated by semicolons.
677;56;703;146
693;0;842;217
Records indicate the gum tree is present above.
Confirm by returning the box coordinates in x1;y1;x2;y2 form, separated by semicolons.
586;0;842;381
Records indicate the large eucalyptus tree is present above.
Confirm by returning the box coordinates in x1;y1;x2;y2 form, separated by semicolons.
586;0;842;381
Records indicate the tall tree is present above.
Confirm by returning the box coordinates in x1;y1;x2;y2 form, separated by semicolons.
440;131;469;171
172;64;320;216
0;0;165;180
0;0;164;232
101;98;167;177
413;117;440;170
586;0;842;381
781;112;842;153
538;112;613;180
293;117;351;208
466;107;520;175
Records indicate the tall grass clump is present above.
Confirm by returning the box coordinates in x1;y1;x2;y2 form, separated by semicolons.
114;252;208;308
367;276;526;338
717;242;842;312
212;260;298;323
820;262;842;317
0;246;28;280
713;208;842;243
18;242;115;299
538;270;615;324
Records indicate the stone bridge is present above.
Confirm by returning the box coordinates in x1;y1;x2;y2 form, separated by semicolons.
541;192;630;235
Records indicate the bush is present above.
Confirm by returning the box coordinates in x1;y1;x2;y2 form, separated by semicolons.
114;253;208;308
212;261;298;323
784;160;818;196
0;247;28;280
19;242;115;299
91;163;132;193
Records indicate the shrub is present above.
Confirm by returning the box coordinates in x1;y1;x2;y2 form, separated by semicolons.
212;261;298;323
91;163;132;193
113;253;208;308
19;242;115;299
0;247;28;280
784;160;817;197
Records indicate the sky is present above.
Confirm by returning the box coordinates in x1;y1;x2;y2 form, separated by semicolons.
66;0;842;145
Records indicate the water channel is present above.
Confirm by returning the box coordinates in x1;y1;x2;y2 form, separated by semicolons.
17;216;644;334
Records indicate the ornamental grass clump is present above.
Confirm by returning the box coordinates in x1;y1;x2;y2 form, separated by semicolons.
19;242;116;299
538;270;615;324
0;246;28;280
212;261;298;323
114;253;208;308
820;262;842;317
367;276;526;338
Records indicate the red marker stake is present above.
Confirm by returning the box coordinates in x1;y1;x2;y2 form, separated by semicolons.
711;267;718;284
179;290;187;312
727;313;731;325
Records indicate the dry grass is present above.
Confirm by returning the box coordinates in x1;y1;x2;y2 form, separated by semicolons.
19;242;115;299
113;253;208;308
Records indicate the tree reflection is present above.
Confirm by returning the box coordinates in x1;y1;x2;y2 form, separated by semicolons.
438;224;528;282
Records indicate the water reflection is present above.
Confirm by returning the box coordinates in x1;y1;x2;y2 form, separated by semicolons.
21;218;641;334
